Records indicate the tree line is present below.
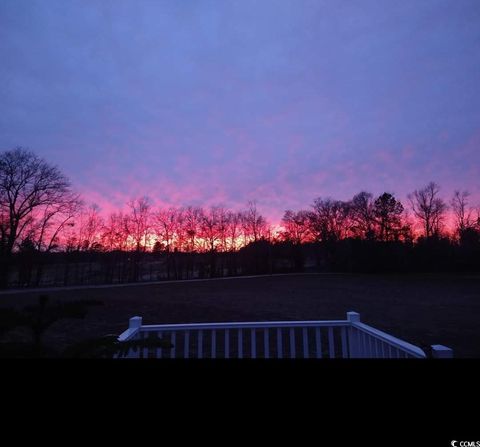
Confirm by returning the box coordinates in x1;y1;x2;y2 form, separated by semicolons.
1;147;480;288
282;186;479;245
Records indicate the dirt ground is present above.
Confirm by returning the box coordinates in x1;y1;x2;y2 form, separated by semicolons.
1;273;479;357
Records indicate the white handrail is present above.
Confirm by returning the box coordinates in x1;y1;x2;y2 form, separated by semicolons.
352;322;426;358
138;320;350;332
118;327;140;342
117;311;451;358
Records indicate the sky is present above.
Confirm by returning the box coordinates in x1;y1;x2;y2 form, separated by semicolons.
1;0;480;224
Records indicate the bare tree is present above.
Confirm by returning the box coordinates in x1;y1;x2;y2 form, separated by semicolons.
182;206;203;252
200;206;221;252
349;192;376;239
173;207;186;252
242;201;267;244
101;212;130;251
154;207;179;253
409;182;447;238
281;210;312;244
200;206;224;277
77;204;104;251
226;211;242;251
126;197;152;252
0;147;79;256
216;206;230;253
31;195;82;252
451;191;475;237
309;198;349;242
0;207;8;253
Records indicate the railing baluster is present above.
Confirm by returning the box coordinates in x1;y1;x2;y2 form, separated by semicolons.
264;329;269;359
315;327;322;358
361;331;367;358
302;328;309;358
388;344;393;358
157;331;163;359
328;327;335;358
143;331;148;359
356;330;361;358
370;334;375;357
364;332;370;357
369;335;375;358
355;327;362;358
184;331;190;359
372;337;377;358
251;329;256;358
277;328;283;359
355;330;361;358
171;332;176;359
211;330;216;359
379;340;386;359
238;329;243;359
225;329;230;358
198;330;203;359
341;327;348;358
289;328;296;358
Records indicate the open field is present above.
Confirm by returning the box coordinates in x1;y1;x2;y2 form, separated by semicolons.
1;273;479;357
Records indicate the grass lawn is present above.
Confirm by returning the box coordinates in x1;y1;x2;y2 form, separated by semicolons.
1;273;479;357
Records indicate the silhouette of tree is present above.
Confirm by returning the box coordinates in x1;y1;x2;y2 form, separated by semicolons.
409;182;447;238
216;206;230;253
350;192;376;239
200;206;221;252
62;333;173;359
0;147;81;287
182;206;203;252
242;201;268;244
226;210;242;251
309;198;349;242
451;191;475;237
154;207;179;253
0;294;172;358
0;147;80;254
101;211;129;251
373;193;404;241
77;204;104;251
126;197;152;252
0;294;103;357
281;210;312;244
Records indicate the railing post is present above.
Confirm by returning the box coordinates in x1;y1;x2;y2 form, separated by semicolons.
347;311;360;358
431;345;453;358
128;316;142;358
129;316;142;330
347;312;360;323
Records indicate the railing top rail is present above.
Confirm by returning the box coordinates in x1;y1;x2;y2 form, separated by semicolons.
118;327;140;342
138;320;351;332
352;322;426;358
117;312;445;358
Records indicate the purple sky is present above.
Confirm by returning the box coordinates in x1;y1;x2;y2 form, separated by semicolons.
1;0;480;223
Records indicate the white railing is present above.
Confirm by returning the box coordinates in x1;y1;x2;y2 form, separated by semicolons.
117;311;453;359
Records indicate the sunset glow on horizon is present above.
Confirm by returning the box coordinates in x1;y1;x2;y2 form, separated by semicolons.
1;0;480;227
